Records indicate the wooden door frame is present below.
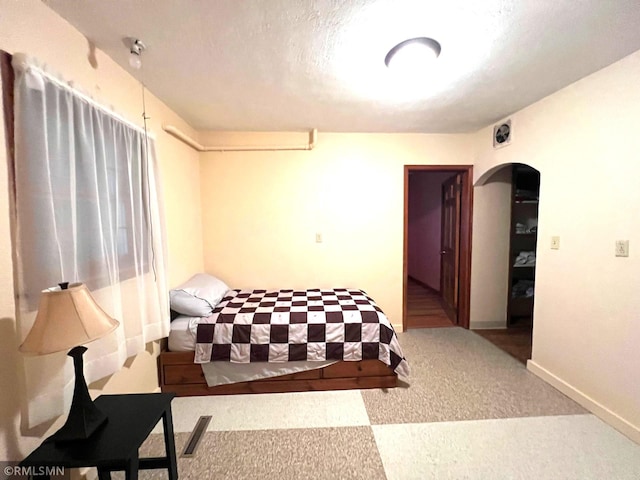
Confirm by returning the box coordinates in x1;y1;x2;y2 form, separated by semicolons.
403;165;473;330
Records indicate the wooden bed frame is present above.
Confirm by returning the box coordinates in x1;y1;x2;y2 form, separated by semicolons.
158;349;397;397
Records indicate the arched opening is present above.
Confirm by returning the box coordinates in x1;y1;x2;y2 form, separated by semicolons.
472;162;541;364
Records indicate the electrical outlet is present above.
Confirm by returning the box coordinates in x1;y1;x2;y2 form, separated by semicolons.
550;236;560;250
615;240;629;257
315;232;323;243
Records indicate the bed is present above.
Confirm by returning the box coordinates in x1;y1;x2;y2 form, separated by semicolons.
158;275;409;397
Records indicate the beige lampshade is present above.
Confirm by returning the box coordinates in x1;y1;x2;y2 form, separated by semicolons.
19;282;119;355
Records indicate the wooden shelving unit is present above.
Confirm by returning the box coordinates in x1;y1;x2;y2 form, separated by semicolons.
507;165;540;326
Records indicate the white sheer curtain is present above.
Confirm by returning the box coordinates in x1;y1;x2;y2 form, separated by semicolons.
11;55;169;427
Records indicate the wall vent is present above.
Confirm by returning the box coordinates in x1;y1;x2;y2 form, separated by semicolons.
493;119;512;149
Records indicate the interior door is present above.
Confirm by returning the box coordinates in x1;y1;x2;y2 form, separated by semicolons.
440;173;462;324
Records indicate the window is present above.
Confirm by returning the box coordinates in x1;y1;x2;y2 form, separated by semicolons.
8;53;169;428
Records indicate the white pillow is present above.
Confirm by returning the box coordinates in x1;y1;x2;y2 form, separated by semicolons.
169;273;230;317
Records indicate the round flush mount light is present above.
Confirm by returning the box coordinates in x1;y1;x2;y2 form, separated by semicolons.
385;37;441;75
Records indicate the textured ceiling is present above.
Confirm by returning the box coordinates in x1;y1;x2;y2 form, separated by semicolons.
44;0;640;133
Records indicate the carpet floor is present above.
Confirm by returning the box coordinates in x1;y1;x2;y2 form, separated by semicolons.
115;328;640;479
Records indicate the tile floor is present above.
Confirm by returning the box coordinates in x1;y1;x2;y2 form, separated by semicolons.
131;328;640;479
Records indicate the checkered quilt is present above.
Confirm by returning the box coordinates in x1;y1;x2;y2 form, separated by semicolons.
194;288;409;378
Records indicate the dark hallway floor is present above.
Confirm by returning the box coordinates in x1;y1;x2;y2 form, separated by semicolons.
405;277;454;328
473;323;533;364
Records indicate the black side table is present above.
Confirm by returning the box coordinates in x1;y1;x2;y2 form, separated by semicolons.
20;393;178;480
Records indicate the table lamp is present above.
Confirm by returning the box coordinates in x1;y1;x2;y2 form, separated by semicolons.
19;282;119;442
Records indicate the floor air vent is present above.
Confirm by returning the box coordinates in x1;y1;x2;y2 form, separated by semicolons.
181;415;212;458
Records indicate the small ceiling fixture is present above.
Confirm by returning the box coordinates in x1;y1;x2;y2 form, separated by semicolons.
128;38;146;69
385;37;441;75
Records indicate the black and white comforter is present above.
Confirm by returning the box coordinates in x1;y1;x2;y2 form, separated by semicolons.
194;288;409;378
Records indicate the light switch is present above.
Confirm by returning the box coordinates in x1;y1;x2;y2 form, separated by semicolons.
550;236;560;250
315;232;323;243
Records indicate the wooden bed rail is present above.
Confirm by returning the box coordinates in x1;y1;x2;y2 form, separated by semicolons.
158;350;397;397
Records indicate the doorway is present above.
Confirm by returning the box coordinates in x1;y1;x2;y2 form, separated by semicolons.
471;163;540;364
403;165;473;331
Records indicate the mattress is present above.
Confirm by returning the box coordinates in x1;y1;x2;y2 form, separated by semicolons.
168;315;199;352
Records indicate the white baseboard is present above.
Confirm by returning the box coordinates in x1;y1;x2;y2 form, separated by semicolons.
527;360;640;444
153;386;161;393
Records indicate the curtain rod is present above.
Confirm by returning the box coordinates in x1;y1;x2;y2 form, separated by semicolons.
163;125;317;152
12;53;151;137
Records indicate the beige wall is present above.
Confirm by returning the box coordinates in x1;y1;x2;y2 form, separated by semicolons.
199;132;475;329
474;49;640;441
0;0;203;459
469;165;512;329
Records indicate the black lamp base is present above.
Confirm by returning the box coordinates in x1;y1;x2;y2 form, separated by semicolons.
49;346;107;443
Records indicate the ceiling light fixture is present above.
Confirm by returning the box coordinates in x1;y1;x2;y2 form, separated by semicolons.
128;38;146;70
385;37;441;75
